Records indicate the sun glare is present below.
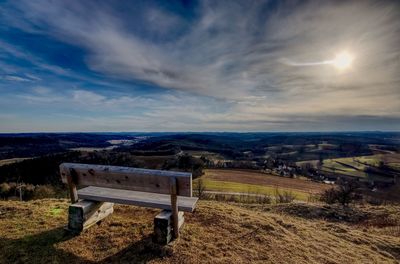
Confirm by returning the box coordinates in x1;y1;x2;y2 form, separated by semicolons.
332;51;354;70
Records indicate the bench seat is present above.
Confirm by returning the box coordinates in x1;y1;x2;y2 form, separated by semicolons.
78;186;198;212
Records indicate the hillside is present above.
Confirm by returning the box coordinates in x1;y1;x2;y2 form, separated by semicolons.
0;199;399;263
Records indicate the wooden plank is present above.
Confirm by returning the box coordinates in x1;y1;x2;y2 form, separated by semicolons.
66;168;78;203
60;163;192;197
68;200;114;232
170;177;179;239
72;200;114;215
77;186;198;212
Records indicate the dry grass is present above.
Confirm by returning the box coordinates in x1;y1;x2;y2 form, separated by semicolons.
0;199;399;263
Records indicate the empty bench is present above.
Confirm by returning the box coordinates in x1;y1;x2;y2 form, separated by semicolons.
60;163;198;244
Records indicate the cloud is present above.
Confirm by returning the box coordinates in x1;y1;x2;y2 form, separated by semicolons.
15;87;160;112
24;74;41;81
0;0;399;131
0;73;43;82
0;40;65;74
1;75;32;82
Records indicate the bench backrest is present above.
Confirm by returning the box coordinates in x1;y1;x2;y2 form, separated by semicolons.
60;163;192;197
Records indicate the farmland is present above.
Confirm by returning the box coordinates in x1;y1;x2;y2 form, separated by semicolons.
297;153;400;182
1;132;399;202
195;169;331;201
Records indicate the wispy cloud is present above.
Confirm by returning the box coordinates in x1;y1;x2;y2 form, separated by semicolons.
0;0;399;131
1;75;32;82
0;73;42;82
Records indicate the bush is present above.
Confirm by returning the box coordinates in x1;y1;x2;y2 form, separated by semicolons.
0;182;58;200
23;184;35;200
7;182;17;196
320;188;338;204
307;193;320;203
257;194;272;204
0;183;10;199
33;185;56;199
194;179;206;199
274;188;296;204
320;179;360;206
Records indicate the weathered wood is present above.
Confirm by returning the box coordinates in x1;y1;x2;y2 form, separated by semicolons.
60;162;198;242
154;210;184;244
68;200;114;232
77;186;198;212
66;169;78;203
60;163;192;197
170;177;179;239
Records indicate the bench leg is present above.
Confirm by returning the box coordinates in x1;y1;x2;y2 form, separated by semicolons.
153;210;184;244
67;200;114;232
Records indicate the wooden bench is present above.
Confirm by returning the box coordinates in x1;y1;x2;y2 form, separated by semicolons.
60;163;198;244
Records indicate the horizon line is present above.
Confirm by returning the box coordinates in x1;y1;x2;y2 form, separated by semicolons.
0;130;399;134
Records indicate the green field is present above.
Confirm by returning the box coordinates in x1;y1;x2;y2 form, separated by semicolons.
298;154;400;182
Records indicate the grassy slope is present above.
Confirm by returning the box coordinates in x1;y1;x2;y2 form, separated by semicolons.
0;199;399;264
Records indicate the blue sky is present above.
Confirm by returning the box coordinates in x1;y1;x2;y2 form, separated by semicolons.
0;0;399;132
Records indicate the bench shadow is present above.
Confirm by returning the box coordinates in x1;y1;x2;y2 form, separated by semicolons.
0;227;87;263
98;235;172;264
0;227;169;263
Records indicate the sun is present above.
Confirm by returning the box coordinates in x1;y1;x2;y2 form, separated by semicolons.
332;51;354;70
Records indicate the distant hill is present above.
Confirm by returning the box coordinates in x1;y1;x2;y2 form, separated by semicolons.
0;133;139;160
0;199;399;263
1;132;399;160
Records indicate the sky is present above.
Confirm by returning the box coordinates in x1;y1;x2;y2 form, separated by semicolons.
0;0;399;132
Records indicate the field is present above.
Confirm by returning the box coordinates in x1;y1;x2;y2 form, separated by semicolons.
297;153;400;182
0;157;33;167
1;199;399;263
196;169;332;201
184;151;224;160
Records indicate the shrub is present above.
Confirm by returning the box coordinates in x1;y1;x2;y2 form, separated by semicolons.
7;182;17;197
215;193;226;201
320;188;338;204
33;185;56;199
195;179;206;199
320;179;361;206
23;184;35;200
0;183;10;199
307;193;320;203
257;194;272;204
274;188;296;204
